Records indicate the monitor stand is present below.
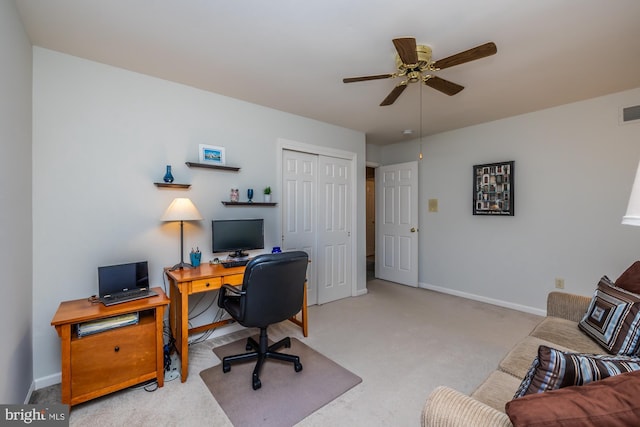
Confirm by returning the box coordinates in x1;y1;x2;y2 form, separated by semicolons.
228;250;249;258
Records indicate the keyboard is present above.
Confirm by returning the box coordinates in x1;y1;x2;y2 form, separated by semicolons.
100;289;158;306
221;259;249;268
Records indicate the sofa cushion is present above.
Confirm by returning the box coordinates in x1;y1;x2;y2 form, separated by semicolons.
499;336;575;379
471;370;521;413
506;370;640;427
513;345;640;398
615;260;640;294
530;316;603;354
579;276;640;355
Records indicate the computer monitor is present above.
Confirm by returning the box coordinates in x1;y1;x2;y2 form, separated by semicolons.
212;218;264;258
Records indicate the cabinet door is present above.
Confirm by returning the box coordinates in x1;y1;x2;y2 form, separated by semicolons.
70;318;155;397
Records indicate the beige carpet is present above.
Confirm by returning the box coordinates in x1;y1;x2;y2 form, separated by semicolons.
200;337;362;427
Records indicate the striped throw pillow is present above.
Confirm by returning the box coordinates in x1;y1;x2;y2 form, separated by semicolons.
514;345;640;398
579;275;640;355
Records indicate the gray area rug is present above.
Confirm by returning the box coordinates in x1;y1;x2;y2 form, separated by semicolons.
200;337;362;427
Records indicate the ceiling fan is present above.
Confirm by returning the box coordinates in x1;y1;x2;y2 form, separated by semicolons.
343;37;497;106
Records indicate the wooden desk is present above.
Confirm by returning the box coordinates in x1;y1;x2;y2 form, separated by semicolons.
51;288;169;406
165;262;308;382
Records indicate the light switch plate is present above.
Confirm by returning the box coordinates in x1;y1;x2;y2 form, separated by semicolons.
428;199;438;212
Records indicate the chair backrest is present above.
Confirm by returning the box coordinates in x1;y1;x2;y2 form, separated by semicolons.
240;251;309;327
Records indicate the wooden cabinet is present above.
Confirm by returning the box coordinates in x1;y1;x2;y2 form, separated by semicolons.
51;288;169;406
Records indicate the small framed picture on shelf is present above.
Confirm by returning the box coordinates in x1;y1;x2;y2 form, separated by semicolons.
198;144;226;165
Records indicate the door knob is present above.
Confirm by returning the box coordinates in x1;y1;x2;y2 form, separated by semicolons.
410;227;417;232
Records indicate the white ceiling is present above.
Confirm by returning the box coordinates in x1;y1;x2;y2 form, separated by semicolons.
15;0;640;145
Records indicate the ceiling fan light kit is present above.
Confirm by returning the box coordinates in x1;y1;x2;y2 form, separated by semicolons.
343;37;497;106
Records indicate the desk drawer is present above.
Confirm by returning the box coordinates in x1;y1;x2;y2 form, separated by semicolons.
223;274;244;286
191;277;222;293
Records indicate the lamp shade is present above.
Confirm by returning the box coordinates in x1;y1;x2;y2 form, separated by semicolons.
161;198;203;222
623;160;640;226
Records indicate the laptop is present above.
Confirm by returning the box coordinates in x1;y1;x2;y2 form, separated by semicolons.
98;261;158;306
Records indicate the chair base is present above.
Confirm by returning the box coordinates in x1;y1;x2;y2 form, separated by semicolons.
222;327;303;390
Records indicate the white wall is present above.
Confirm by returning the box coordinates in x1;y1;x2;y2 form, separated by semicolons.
376;88;640;314
32;48;366;383
0;1;33;403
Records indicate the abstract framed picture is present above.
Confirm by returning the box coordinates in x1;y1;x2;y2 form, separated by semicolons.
473;161;514;216
198;144;226;165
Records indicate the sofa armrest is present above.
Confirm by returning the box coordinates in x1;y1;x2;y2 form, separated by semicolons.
422;386;512;427
546;291;591;322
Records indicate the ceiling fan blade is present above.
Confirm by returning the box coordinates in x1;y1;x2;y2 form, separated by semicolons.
343;73;394;83
392;37;418;65
380;83;408;106
424;76;464;96
433;42;497;70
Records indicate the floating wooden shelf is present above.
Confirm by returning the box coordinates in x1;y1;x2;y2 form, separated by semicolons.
221;201;277;207
154;182;191;189
185;162;240;172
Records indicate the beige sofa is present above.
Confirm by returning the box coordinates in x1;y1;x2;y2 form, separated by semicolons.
421;291;604;427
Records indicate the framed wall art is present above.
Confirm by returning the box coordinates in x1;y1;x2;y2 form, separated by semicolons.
198;144;226;165
473;160;514;216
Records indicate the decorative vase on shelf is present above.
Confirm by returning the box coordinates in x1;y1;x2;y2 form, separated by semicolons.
163;165;174;183
247;188;254;203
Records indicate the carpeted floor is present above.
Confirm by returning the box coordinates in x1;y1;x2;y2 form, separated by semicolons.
200;337;361;427
32;279;542;426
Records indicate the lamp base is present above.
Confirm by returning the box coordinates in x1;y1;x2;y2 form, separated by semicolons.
169;261;194;271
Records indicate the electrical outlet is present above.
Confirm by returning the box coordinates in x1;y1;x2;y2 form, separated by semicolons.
555;278;565;289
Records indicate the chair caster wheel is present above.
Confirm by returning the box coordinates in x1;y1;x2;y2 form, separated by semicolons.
294;362;303;372
222;363;231;373
252;378;262;390
284;338;291;348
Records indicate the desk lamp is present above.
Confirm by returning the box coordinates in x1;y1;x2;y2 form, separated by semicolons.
162;198;203;270
623;160;640;226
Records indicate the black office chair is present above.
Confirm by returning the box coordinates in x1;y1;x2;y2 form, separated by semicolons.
217;251;309;390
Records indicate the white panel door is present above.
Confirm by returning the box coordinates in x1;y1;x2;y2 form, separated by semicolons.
375;161;418;286
317;156;352;304
281;150;317;304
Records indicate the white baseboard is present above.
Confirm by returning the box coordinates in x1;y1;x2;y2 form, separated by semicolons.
419;282;546;317
29;371;61;403
34;372;62;390
354;288;368;297
24;382;35;404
